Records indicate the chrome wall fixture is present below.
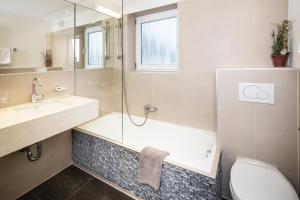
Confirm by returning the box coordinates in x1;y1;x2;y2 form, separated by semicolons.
20;142;42;161
31;77;43;104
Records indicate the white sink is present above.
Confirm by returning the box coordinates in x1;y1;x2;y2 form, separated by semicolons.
0;95;99;158
15;102;68;116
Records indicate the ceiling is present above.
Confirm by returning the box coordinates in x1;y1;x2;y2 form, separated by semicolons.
0;0;181;20
0;0;73;19
66;0;181;16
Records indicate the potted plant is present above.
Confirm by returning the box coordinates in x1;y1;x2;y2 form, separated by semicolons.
271;20;293;67
41;49;52;67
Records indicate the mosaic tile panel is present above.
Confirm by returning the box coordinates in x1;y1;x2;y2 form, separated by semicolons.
72;130;222;200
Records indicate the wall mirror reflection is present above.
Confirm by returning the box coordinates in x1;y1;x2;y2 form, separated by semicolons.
74;5;122;70
0;0;74;74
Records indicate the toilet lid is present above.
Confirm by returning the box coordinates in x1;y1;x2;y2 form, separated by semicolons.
230;158;299;200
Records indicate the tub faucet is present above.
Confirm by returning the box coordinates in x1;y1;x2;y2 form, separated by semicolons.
32;77;43;103
144;104;158;114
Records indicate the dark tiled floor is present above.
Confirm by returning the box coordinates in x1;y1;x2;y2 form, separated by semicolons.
17;165;134;200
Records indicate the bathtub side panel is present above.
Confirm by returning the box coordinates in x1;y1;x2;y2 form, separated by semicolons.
72;131;222;200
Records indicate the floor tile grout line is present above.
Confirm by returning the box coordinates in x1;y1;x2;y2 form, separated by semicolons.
30;166;94;200
15;163;73;200
19;165;135;200
65;177;95;200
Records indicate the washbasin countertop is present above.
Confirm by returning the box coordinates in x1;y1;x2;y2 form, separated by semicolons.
0;95;98;130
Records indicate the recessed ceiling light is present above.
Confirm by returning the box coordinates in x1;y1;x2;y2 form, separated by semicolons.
65;10;70;13
96;5;121;18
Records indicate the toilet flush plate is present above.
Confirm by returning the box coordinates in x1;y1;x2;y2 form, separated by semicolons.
239;83;275;104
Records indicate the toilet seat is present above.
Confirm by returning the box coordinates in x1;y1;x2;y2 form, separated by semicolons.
230;158;299;200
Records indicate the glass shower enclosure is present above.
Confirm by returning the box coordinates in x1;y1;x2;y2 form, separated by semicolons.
73;1;124;142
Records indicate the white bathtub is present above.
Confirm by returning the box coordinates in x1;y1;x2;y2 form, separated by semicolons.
76;112;221;178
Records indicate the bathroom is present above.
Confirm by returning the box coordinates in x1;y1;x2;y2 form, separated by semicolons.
0;0;299;199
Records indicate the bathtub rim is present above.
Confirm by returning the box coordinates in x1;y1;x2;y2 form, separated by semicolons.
73;127;221;179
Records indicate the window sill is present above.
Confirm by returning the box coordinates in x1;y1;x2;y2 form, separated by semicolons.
132;69;178;73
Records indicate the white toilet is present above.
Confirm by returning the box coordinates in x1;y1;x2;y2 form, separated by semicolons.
230;158;299;200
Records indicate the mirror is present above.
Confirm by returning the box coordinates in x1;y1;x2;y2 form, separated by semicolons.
73;1;123;118
0;0;74;74
74;5;121;70
0;0;179;74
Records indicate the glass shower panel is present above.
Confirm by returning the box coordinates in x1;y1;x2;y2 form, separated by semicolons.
122;2;179;149
74;3;123;143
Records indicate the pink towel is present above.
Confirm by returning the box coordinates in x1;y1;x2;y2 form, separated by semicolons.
138;147;169;190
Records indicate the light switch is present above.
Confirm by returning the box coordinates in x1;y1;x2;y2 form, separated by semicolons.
239;83;275;104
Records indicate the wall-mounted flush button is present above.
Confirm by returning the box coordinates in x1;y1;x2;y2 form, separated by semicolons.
239;83;275;104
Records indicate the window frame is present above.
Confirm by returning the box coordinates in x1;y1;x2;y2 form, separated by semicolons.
84;26;105;69
135;9;178;72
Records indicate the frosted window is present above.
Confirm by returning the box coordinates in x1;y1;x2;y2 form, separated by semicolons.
141;17;177;66
88;31;104;66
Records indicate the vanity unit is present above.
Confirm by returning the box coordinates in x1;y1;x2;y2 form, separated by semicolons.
0;95;99;158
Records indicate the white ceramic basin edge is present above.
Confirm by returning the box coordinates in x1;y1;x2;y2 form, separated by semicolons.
0;95;99;158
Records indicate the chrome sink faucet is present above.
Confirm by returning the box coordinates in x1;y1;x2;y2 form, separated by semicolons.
32;77;44;103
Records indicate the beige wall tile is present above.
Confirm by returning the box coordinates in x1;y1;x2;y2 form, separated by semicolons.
178;0;214;67
254;71;298;175
0;131;72;200
151;73;179;123
217;69;256;198
177;67;216;130
251;0;288;66
44;131;72;176
75;68;114;116
0;70;74;108
217;70;256;153
122;0;288;132
124;72;153;117
212;0;254;66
